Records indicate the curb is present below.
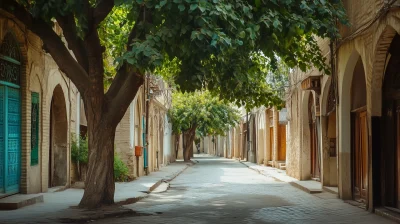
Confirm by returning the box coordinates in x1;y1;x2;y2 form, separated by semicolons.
118;163;192;206
164;162;192;182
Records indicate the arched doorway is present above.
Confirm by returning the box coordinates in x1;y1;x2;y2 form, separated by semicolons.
0;33;22;195
350;57;368;203
49;85;68;187
308;93;320;180
381;34;400;209
326;85;338;186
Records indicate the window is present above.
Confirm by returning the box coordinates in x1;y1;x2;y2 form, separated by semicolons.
31;92;39;165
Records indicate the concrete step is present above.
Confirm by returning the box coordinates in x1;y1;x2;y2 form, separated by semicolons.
0;194;43;210
323;186;338;195
290;180;322;194
375;206;400;223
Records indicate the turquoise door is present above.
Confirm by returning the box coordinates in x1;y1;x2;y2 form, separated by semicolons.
0;85;21;195
0;33;22;194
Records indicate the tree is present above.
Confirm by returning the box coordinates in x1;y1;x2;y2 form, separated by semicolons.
169;91;239;161
0;0;347;208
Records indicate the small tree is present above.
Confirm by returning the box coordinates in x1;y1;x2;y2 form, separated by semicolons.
71;135;89;181
169;91;239;161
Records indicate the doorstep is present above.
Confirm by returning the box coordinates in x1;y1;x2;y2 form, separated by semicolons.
0;193;43;210
375;207;400;223
290;180;322;194
323;186;338;195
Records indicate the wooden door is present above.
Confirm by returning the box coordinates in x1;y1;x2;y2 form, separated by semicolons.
382;100;396;207
269;127;273;161
310;122;319;179
396;104;400;208
278;125;286;161
353;110;368;202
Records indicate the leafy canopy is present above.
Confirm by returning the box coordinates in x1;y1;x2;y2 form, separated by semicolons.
169;91;240;137
17;0;347;109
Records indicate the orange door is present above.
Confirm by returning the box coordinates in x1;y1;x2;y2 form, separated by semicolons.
310;122;319;179
278;125;286;161
269;127;274;161
354;110;368;202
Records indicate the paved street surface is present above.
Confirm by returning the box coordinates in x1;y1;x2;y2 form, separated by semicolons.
94;155;394;224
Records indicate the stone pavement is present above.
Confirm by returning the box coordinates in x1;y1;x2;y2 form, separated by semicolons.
0;161;191;224
91;155;394;224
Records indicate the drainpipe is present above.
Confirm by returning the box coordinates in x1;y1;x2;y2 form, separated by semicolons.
145;75;150;174
246;110;250;160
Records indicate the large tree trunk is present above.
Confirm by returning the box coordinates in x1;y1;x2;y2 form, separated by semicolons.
78;70;143;208
175;135;180;159
183;127;196;161
79;122;116;208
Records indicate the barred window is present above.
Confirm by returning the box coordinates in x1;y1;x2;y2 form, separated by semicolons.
31;92;39;166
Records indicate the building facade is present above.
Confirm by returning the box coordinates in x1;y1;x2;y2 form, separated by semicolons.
0;11;83;196
115;75;174;179
285;0;400;213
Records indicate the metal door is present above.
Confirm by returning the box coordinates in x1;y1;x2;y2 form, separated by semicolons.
0;86;4;193
0;86;21;194
5;87;21;193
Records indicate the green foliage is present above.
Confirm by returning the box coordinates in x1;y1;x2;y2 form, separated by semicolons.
16;0;348;109
71;134;89;164
169;91;240;137
114;154;129;182
71;135;129;181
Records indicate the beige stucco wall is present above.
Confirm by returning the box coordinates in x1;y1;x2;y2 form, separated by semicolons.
115;86;145;179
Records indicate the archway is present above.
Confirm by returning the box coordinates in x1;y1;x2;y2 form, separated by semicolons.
0;33;22;195
381;33;400;209
49;85;68;187
320;77;338;187
350;57;368;203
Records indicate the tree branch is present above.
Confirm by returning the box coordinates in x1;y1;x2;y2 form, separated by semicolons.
93;0;115;27
105;64;144;125
0;0;90;93
56;15;89;72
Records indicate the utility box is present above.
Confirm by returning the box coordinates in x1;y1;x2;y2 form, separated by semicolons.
135;146;143;157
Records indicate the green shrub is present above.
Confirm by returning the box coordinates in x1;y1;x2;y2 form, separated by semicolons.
114;154;129;182
71;134;130;182
71;134;89;164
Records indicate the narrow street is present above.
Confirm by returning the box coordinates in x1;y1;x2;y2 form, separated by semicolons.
95;155;393;224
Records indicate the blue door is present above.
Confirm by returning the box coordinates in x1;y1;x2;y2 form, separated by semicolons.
0;33;22;194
